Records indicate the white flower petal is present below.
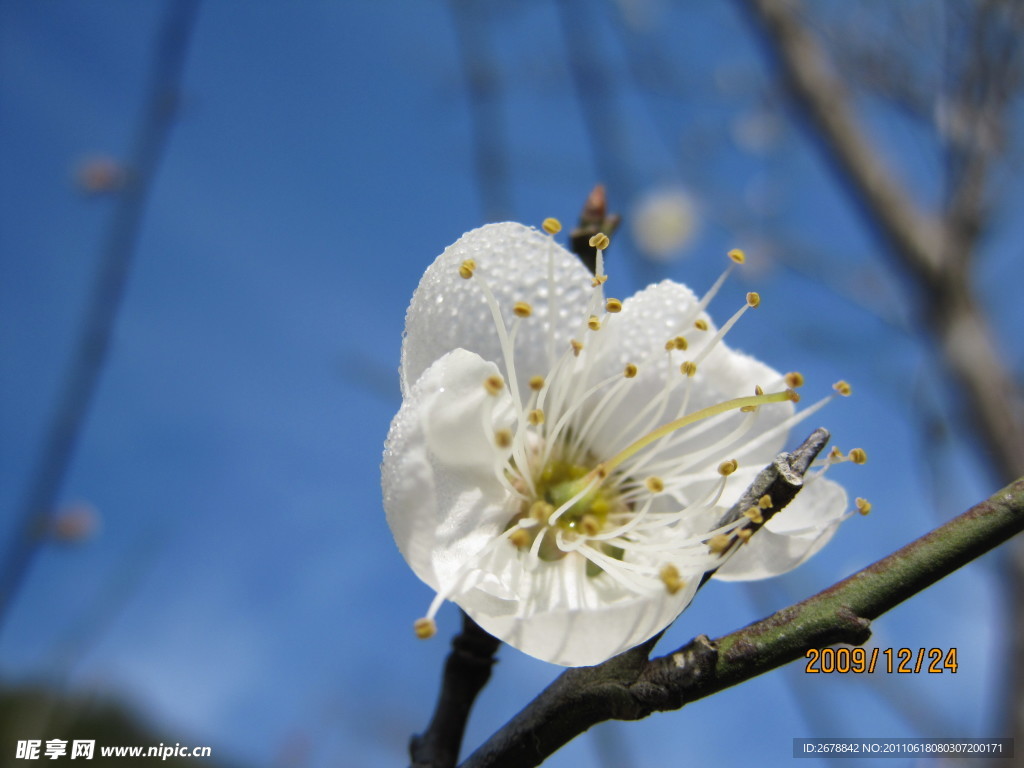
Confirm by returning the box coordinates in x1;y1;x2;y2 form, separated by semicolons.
713;477;848;581
400;222;593;401
383;348;512;589
589;280;793;496
456;547;703;666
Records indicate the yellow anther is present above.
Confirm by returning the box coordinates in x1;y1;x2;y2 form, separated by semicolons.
743;507;764;524
414;617;437;640
829;446;845;461
856;497;872;516
605;298;623;313
833;380;852;397
528;408;545;425
785;371;805;389
529;375;545;391
664;339;675;351
849;448;868;464
495;429;513;448
739;405;756;413
624;363;638;378
659;564;685;595
589;232;610;250
736;528;753;543
529;500;555;522
694;318;709;331
588;315;602;331
746;291;761;308
718;458;738;476
571;339;584;356
758;494;773;509
728;248;746;264
707;534;732;555
542;217;562;235
509;528;531;548
645;476;665;493
785;389;801;403
680;361;698;377
754;385;764;396
484;375;504;396
591;274;608;287
580;514;601;536
673;336;688;351
513;301;533;318
458;259;477;279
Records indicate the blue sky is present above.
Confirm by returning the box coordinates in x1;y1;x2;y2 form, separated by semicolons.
1;2;1019;766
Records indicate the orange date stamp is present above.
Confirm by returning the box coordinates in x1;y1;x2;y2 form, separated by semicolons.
805;647;958;674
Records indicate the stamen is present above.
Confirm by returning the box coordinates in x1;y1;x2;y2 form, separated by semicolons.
659;564;685;595
718;459;739;476
856;497;872;515
529;375;545;391
528;408;545;425
495;428;513;448
605;298;623;313
509;528;531;548
589;232;610;251
484;375;504;396
736;528;753;543
743;507;764;524
848;448;868;464
645;476;665;493
785;371;805;388
542;217;562;235
414;617;437;639
746;292;760;308
571;339;584;356
707;533;732;555
588;315;601;331
694;318;709;331
833;380;852;396
728;248;746;264
458;259;476;279
513;301;533;318
680;361;698;377
596;391;793;479
759;494;773;509
624;363;638;378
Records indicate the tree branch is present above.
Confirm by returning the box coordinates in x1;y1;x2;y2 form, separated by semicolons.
461;477;1024;768
738;0;1024;482
411;613;502;768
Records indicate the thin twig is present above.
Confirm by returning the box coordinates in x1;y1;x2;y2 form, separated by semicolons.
0;0;202;632
411;612;502;768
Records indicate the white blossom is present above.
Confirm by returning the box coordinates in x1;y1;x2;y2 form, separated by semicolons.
383;221;852;666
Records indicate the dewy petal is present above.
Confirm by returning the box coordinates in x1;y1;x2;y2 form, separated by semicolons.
455;543;704;666
590;280;793;478
713;477;849;582
383;348;512;590
400;222;593;400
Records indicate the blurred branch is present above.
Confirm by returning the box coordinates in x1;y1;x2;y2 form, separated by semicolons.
737;0;1024;482
411;613;501;768
461;477;1024;768
0;0;201;632
450;0;513;222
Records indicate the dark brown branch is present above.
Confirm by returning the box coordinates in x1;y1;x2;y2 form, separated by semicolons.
462;477;1024;768
411;612;502;768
